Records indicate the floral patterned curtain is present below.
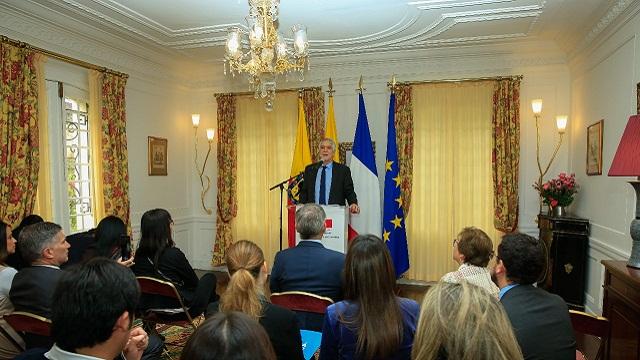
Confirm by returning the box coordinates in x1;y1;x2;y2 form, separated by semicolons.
302;88;325;161
395;85;414;216
492;78;520;232
214;94;237;266
0;42;39;227
100;72;130;227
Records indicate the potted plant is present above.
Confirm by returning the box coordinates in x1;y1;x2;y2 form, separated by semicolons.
533;173;579;216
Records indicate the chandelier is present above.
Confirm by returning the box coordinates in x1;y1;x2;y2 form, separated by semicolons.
224;0;309;111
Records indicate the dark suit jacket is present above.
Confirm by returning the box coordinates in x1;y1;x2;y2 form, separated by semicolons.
9;266;61;319
501;284;576;360
300;162;357;206
206;300;304;360
270;241;345;302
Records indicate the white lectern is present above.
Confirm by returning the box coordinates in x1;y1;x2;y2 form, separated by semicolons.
296;205;348;253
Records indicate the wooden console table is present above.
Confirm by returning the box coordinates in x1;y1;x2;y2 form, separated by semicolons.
602;260;640;360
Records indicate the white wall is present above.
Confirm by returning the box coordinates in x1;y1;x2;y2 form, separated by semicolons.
568;3;640;314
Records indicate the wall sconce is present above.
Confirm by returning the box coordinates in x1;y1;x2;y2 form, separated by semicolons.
533;99;567;212
192;113;215;214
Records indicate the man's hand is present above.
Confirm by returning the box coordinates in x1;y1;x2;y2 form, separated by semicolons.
349;204;360;214
123;326;148;360
117;256;135;268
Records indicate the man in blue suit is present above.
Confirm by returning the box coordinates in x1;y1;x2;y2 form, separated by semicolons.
270;204;345;330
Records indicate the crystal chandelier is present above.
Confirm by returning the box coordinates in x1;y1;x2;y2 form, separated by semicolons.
224;0;309;111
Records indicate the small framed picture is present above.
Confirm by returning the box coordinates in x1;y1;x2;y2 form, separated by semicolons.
586;120;603;175
148;136;168;176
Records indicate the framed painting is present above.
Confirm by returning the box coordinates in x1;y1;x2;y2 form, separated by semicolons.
338;141;376;165
148;136;168;176
586;120;603;175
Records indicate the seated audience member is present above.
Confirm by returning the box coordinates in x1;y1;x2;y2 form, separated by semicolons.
0;220;25;357
412;281;523;360
182;311;276;360
132;208;217;318
320;234;420;360
81;215;134;267
15;258;157;360
209;240;304;360
270;204;344;302
440;227;499;297
10;222;69;319
6;215;43;271
494;232;576;360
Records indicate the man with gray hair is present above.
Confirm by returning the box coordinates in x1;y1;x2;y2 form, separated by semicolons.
10;222;70;319
300;138;359;213
270;204;345;330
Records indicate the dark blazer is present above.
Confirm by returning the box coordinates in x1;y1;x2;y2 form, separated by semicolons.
270;241;345;302
300;162;357;206
9;266;61;319
206;300;304;360
500;284;576;360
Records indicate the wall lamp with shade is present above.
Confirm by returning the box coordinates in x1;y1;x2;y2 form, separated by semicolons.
532;98;568;213
608;114;640;268
192;113;215;215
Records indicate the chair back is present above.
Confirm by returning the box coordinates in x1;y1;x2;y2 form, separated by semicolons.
569;310;609;360
136;276;195;329
270;291;333;314
4;311;51;337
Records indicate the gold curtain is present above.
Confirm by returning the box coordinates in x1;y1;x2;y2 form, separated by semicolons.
100;73;130;227
406;81;501;281
213;94;237;266
0;42;39;227
88;70;105;223
33;54;52;220
394;85;414;216
301;88;324;161
492;79;521;232
233;92;298;267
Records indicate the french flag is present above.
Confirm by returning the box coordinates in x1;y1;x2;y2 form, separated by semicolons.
349;93;381;239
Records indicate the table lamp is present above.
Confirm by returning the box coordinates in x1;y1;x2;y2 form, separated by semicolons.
608;114;640;268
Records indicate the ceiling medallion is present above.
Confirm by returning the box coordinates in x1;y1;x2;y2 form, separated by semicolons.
224;0;309;111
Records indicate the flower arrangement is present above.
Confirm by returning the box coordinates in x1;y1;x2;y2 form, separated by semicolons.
534;173;579;208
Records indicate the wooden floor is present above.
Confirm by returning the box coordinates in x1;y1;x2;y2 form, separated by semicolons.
200;268;433;304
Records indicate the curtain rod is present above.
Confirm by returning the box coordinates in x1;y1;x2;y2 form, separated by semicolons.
391;75;523;86
215;86;322;98
1;35;129;79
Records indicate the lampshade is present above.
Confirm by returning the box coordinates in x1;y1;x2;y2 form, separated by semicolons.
191;114;200;127
609;115;640;176
206;128;215;141
532;99;543;114
556;115;568;133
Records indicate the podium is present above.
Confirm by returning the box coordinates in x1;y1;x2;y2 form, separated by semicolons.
296;205;349;253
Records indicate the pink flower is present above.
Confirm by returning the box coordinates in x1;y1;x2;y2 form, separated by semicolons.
550;199;558;207
543;183;550;190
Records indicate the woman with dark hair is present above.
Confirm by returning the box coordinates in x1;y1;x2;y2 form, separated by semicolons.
319;234;420;360
81;215;134;267
132;208;218;317
0;220;25;357
181;311;276;360
211;240;304;360
6;214;43;270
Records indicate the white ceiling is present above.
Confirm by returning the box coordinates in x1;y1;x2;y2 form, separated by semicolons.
0;0;628;65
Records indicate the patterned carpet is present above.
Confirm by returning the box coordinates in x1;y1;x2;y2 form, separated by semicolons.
136;316;204;360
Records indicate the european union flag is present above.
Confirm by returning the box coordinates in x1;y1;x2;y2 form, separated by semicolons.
383;92;409;277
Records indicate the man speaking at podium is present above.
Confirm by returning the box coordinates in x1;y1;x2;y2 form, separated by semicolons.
300;138;360;214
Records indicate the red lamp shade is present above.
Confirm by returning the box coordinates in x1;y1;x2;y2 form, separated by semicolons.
609;115;640;176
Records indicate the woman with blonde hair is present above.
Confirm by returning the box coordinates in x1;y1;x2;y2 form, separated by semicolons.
412;281;523;360
212;240;303;360
320;234;420;360
441;227;499;297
